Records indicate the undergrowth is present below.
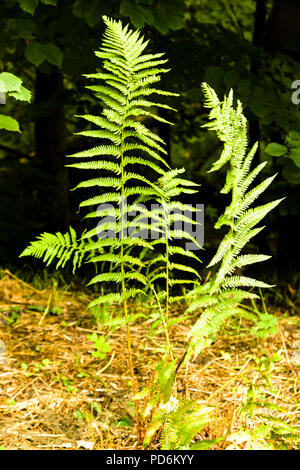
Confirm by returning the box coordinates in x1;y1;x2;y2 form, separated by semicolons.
16;17;292;450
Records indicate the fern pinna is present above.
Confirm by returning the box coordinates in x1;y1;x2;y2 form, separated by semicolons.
184;83;283;363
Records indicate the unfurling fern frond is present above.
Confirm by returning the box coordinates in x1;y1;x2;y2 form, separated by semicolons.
184;83;283;363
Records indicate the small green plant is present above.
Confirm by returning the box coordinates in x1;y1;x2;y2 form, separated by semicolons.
143;395;218;450
133;358;218;449
33;358;51;373
21;358;52;377
50;306;62;316
90;301;110;327
227;382;300;450
75;402;102;422
55;374;78;394
5;399;17;406
5;306;21;326
238;289;279;338
87;332;111;360
250;313;279;338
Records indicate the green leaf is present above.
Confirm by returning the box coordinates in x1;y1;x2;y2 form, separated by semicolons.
120;0;154;29
0;72;22;92
120;0;185;34
264;142;288;157
0;114;20;132
287;148;300;168
74;0;112;27
9;85;31;102
115;416;132;427
18;0;39;15
44;43;63;67
25;41;46;66
281;159;300;185
15;19;37;39
25;42;63;67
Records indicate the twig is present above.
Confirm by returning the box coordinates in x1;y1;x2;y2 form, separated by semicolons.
4;270;44;294
278;325;297;377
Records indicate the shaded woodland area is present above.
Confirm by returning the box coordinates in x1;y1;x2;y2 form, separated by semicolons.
0;0;299;452
0;0;299;282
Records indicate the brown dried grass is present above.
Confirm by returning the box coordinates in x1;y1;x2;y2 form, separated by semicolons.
0;270;299;450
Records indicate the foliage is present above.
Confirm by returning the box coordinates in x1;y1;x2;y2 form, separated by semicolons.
0;72;31;132
133;358;218;449
87;332;111;360
184;83;282;363
5;306;21;326
227;377;300;450
19;17;282;451
55;374;78;394
119;0;186;34
20;16;200;316
20;227;93;273
136;166;202;348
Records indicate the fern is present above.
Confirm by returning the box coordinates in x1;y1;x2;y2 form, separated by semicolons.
184;83;283;363
133;358;217;449
19;18;185;431
21;16;177;304
20;227;93;273
19;22;282;451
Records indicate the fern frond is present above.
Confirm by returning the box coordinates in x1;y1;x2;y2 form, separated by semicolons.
183;85;282;363
20;228;89;273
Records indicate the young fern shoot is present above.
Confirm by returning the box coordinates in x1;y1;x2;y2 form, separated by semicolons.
184;83;283;363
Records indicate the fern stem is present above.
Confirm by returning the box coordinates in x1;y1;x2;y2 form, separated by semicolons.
120;94;135;380
163;203;170;328
150;283;173;360
119;66;142;445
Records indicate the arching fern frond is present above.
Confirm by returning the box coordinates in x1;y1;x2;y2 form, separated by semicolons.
20;16;179;315
20;228;93;273
184;84;283;363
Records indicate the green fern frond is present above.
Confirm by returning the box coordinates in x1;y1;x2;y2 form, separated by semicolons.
183;84;282;363
20;228;90;273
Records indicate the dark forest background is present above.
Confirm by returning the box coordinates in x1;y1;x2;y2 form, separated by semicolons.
0;0;299;285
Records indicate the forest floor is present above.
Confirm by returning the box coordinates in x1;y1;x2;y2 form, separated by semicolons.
0;269;299;450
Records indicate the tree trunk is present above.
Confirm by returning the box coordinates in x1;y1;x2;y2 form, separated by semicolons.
249;0;266;154
35;68;70;228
